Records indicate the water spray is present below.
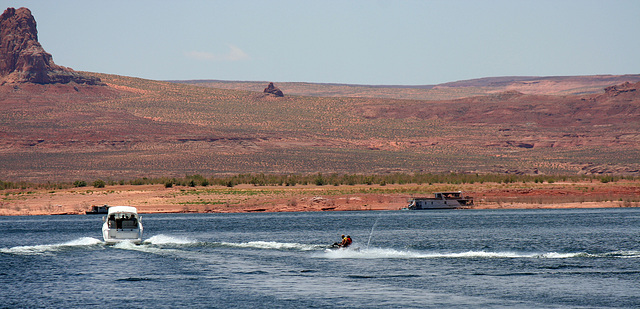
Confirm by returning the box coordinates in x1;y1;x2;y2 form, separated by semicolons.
366;213;382;249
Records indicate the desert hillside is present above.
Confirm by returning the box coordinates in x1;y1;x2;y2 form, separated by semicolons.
1;72;639;183
175;74;640;100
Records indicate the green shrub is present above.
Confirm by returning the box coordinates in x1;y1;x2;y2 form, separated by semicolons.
93;179;106;188
314;173;326;186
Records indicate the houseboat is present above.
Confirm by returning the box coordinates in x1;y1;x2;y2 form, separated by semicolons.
86;204;109;214
407;191;474;210
102;206;143;244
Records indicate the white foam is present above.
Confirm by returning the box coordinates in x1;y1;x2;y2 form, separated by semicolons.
0;237;102;255
539;252;583;259
144;234;197;245
113;240;142;250
112;239;181;255
222;241;320;251
442;251;537;258
319;248;601;260
322;247;427;259
64;237;103;246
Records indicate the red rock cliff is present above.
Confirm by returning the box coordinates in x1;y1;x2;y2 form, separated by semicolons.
0;7;101;85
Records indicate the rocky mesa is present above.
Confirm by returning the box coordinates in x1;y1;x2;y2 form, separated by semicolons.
0;7;101;85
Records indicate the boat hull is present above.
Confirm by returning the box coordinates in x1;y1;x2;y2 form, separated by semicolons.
102;225;142;245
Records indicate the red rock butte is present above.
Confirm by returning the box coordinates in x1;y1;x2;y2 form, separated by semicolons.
0;7;102;85
263;82;284;97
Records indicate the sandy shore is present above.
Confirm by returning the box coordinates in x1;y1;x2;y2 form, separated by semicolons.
2;181;638;216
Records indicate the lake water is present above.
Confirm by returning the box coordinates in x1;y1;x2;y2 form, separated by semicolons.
1;208;639;308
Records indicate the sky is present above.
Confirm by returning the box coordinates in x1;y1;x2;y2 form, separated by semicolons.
2;0;639;85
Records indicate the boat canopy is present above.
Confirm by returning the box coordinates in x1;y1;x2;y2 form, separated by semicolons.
107;206;138;215
434;191;464;199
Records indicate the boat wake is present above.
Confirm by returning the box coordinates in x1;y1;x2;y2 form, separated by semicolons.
106;234;202;255
138;235;322;251
218;241;324;251
0;234;199;256
3;235;638;261
0;237;102;255
143;234;199;246
319;247;640;259
112;236;323;253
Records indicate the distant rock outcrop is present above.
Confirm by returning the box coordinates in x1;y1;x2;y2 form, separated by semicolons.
263;82;284;97
603;81;638;96
0;7;102;85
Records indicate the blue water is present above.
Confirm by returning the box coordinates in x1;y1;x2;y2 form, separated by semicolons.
1;208;639;308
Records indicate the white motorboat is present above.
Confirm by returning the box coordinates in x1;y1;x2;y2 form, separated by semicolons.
102;206;143;244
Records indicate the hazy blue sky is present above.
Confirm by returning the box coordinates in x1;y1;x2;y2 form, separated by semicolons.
3;0;639;85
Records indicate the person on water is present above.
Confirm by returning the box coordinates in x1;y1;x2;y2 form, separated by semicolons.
332;235;350;248
331;235;346;248
340;235;352;248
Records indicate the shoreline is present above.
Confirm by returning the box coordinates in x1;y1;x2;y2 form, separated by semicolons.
1;181;638;216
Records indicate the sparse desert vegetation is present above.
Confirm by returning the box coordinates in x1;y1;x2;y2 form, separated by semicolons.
1;174;638;216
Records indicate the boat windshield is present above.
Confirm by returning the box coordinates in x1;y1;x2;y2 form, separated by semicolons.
106;213;138;229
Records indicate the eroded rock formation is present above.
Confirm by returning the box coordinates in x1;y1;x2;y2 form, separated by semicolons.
603;81;638;97
263;82;284;97
0;7;101;85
